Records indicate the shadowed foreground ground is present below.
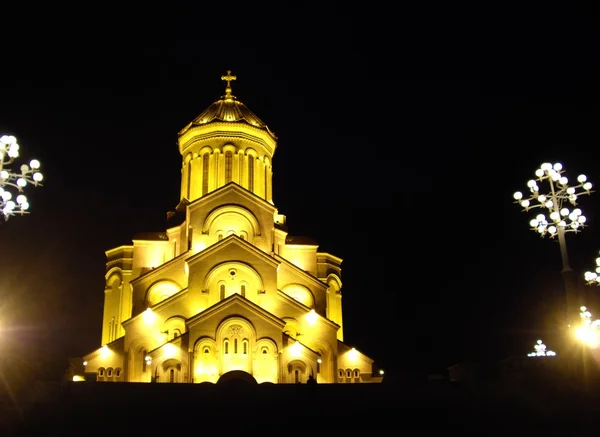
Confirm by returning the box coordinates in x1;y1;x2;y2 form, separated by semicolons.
1;379;598;436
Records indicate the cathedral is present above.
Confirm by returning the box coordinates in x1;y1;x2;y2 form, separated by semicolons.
82;72;382;384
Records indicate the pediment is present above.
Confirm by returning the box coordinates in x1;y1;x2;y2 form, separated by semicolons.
130;252;188;286
187;293;285;330
273;253;327;291
276;290;340;331
188;182;276;216
186;234;279;269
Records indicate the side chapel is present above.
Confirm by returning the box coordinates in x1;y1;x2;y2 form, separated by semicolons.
82;72;382;384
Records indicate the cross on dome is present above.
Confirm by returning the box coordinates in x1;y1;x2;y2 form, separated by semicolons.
221;70;237;99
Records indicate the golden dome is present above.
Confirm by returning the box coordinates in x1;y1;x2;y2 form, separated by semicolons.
178;71;276;139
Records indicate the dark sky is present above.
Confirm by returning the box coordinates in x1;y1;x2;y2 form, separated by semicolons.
0;3;599;379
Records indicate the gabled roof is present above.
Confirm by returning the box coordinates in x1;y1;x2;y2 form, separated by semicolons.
286;333;321;358
121;288;189;329
187;181;277;215
147;331;186;356
186;233;279;269
338;340;374;364
273;253;328;290
187;292;286;330
276;290;340;331
129;251;189;286
83;336;125;362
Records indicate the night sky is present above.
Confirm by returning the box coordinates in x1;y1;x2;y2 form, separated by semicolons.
0;3;599;379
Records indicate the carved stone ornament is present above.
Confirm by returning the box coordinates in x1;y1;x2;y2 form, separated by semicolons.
228;324;242;337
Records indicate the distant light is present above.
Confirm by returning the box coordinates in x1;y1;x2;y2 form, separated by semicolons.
527;339;556;357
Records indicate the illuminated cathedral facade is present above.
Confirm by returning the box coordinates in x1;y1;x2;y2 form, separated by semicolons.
82;72;381;384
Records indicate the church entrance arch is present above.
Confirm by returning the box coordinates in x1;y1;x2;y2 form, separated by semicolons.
156;358;186;383
286;359;308;384
308;339;334;383
128;337;153;382
217;370;258;386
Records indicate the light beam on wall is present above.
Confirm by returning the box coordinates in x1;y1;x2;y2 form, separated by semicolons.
347;347;359;361
306;309;317;325
290;340;302;358
143;308;157;325
163;343;178;358
100;345;111;358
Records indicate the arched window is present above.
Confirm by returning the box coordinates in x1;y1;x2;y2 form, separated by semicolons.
202;153;209;195
203;347;210;354
225;151;233;183
218;233;223;241
224;339;229;354
294;370;299;384
98;367;105;377
241;284;246;297
169;368;175;383
264;165;267;196
115;368;121;377
234;338;238;354
187;157;192;198
107;368;113;377
248;155;254;192
243;339;248;354
220;284;225;300
142;349;147;372
262;347;268;354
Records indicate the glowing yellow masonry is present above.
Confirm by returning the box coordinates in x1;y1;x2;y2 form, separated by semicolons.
81;71;382;384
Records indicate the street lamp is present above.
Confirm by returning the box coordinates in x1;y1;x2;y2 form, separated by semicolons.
574;306;600;348
0;135;43;219
527;339;557;357
584;251;600;286
513;162;593;319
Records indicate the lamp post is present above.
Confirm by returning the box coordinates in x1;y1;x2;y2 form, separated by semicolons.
513;162;593;323
584;251;600;287
527;339;557;357
0;135;43;220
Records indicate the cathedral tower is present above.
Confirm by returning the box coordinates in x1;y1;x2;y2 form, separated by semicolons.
178;71;276;203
